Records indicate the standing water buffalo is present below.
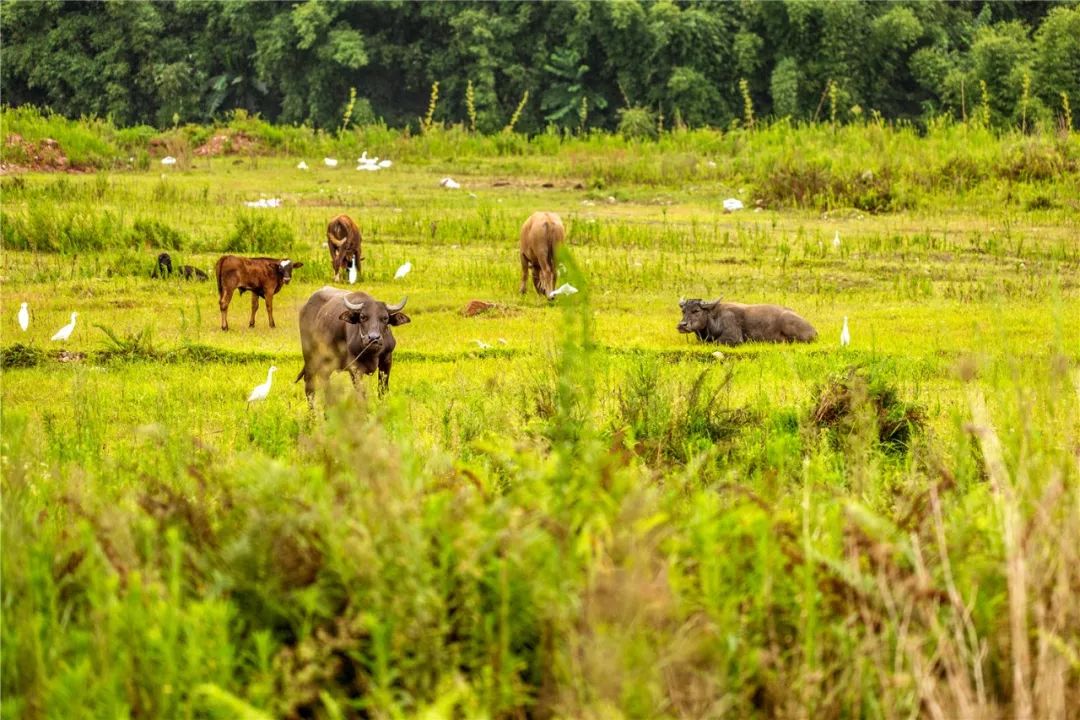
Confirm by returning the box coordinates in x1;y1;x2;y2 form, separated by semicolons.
215;255;303;330
295;287;410;405
519;211;564;298
326;214;363;282
677;299;817;345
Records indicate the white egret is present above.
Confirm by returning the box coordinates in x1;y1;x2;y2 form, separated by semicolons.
348;258;357;285
247;366;277;403
324;157;338;167
377;159;391;168
547;283;579;299
497;338;508;345
832;231;841;250
440;177;461;189
17;302;29;331
722;197;744;212
297;160;309;170
840;317;851;347
473;340;492;350
51;312;78;341
394;261;412;280
711;351;725;360
360;151;369;162
161;156;177;166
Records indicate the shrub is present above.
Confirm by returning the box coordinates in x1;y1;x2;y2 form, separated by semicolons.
223;213;295;254
617;107;657;141
810;365;925;452
128;218;188;250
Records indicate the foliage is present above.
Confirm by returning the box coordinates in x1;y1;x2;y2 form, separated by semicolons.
222;214;295;254
2;2;1078;131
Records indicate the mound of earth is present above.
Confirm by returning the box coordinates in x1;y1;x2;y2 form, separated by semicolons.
195;132;258;156
2;134;72;171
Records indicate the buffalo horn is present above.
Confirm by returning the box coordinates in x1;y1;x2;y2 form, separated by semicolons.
343;295;364;310
386;297;408;313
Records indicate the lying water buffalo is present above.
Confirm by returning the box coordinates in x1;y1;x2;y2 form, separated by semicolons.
215;255;303;330
326;214;362;282
519;211;564;298
677;299;817;345
295;287;410;405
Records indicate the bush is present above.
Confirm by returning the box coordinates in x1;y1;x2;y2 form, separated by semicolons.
223;213;295;254
128;218;187;250
810;365;925;452
617;107;657;141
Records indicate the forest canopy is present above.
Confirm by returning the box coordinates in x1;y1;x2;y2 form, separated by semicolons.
1;0;1077;133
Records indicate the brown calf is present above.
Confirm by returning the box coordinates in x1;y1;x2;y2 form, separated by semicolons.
519;211;564;298
327;214;362;282
215;255;303;330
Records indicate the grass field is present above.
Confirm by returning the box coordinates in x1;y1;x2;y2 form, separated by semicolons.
2;124;1079;718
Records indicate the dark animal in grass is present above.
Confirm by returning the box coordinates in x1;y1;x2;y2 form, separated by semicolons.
519;211;564;298
153;252;173;278
154;253;208;281
295;287;409;405
677;299;817;345
178;265;209;281
326;214;363;282
215;255;303;330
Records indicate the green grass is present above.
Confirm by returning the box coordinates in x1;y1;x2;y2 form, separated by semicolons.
1;121;1079;719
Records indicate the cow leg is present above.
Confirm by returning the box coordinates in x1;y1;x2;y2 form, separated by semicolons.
219;288;234;330
540;263;556;297
249;294;259;328
519;254;530;294
265;292;275;328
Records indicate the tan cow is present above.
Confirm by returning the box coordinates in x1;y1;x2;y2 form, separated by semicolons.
519;211;564;298
326;214;362;282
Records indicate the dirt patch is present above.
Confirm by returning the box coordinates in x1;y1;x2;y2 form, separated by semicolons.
1;134;74;172
195;132;258;157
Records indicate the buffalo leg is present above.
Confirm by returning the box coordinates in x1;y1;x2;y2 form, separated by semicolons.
539;263;556;297
377;355;392;396
219;287;234;330
531;263;543;296
265;293;275;328
249;294;259;327
519;254;530;294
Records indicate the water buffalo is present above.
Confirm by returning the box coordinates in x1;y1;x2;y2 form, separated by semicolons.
215;255;303;330
519;211;564;298
677;299;817;345
327;214;362;282
155;252;208;281
295;287;409;405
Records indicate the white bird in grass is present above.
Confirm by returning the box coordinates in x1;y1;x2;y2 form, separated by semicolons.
324;157;338;168
348;257;357;285
840;317;851;347
377;159;392;169
394;261;412;280
833;231;842;250
17;302;29;331
497;338;508;345
473;340;492;350
440;177;461;189
247;366;277;403
722;197;744;212
51;312;78;341
161;156;177;166
547;283;579;299
297;160;309;170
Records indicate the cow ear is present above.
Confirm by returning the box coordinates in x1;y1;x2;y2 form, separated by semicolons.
292;262;303;269
338;311;361;324
702;300;718;310
388;311;411;326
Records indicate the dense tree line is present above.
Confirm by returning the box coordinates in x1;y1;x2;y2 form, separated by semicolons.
2;0;1078;133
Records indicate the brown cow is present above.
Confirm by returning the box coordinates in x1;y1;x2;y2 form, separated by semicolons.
519;211;564;298
294;287;409;405
215;255;303;330
327;214;362;282
677;298;817;345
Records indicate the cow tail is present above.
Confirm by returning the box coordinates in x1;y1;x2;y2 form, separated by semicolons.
215;256;224;296
294;366;305;384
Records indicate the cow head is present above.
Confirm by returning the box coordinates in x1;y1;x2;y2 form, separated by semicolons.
677;298;716;333
277;259;304;284
339;295;410;349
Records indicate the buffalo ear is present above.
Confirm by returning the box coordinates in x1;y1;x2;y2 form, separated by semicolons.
292;262;304;269
388;311;411;326
338;311;361;324
702;300;719;310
